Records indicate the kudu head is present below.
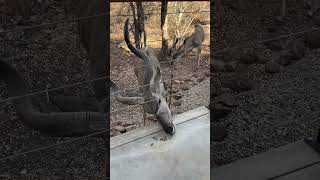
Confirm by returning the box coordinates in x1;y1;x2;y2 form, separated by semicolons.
169;37;181;58
170;21;205;60
113;18;175;135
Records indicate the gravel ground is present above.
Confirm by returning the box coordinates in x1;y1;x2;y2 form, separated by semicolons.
0;1;106;178
212;0;320;168
212;48;320;167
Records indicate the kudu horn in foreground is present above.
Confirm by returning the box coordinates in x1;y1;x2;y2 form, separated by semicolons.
0;59;106;136
111;18;176;135
172;21;205;67
0;0;107;136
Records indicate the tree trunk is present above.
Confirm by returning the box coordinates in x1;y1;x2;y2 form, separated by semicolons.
129;2;140;48
160;0;168;62
136;2;145;48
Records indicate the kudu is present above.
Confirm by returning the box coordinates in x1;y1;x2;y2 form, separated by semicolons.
0;0;108;136
171;22;205;67
111;18;176;135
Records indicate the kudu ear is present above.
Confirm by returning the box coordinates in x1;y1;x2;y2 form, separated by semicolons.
110;78;144;106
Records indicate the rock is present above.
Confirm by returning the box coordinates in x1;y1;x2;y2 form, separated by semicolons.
214;94;239;108
171;100;182;106
239;52;257;64
221;77;254;92
235;63;249;75
184;78;192;82
211;103;232;121
173;110;183;115
181;85;189;91
288;40;305;60
307;10;313;18
281;26;289;32
169;87;179;93
20;169;27;175
212;59;227;71
204;71;211;77
224;61;237;72
126;125;137;131
172;93;183;100
212;125;228;142
174;80;181;84
256;54;270;64
267;26;277;33
210;85;220;97
274;16;284;23
160;136;168;141
264;41;282;51
110;129;121;137
221;87;232;94
198;75;206;82
115;125;126;133
227;3;237;10
265;60;281;73
276;54;290;66
312;15;320;26
192;78;198;85
237;77;255;91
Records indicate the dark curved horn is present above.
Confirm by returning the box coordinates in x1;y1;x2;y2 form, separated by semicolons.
144;30;147;48
124;18;147;60
0;59;107;137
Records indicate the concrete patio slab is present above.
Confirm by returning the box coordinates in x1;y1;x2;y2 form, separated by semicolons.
110;106;210;180
211;140;320;180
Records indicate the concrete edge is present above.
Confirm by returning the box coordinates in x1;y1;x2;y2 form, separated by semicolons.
110;106;210;149
211;140;320;180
